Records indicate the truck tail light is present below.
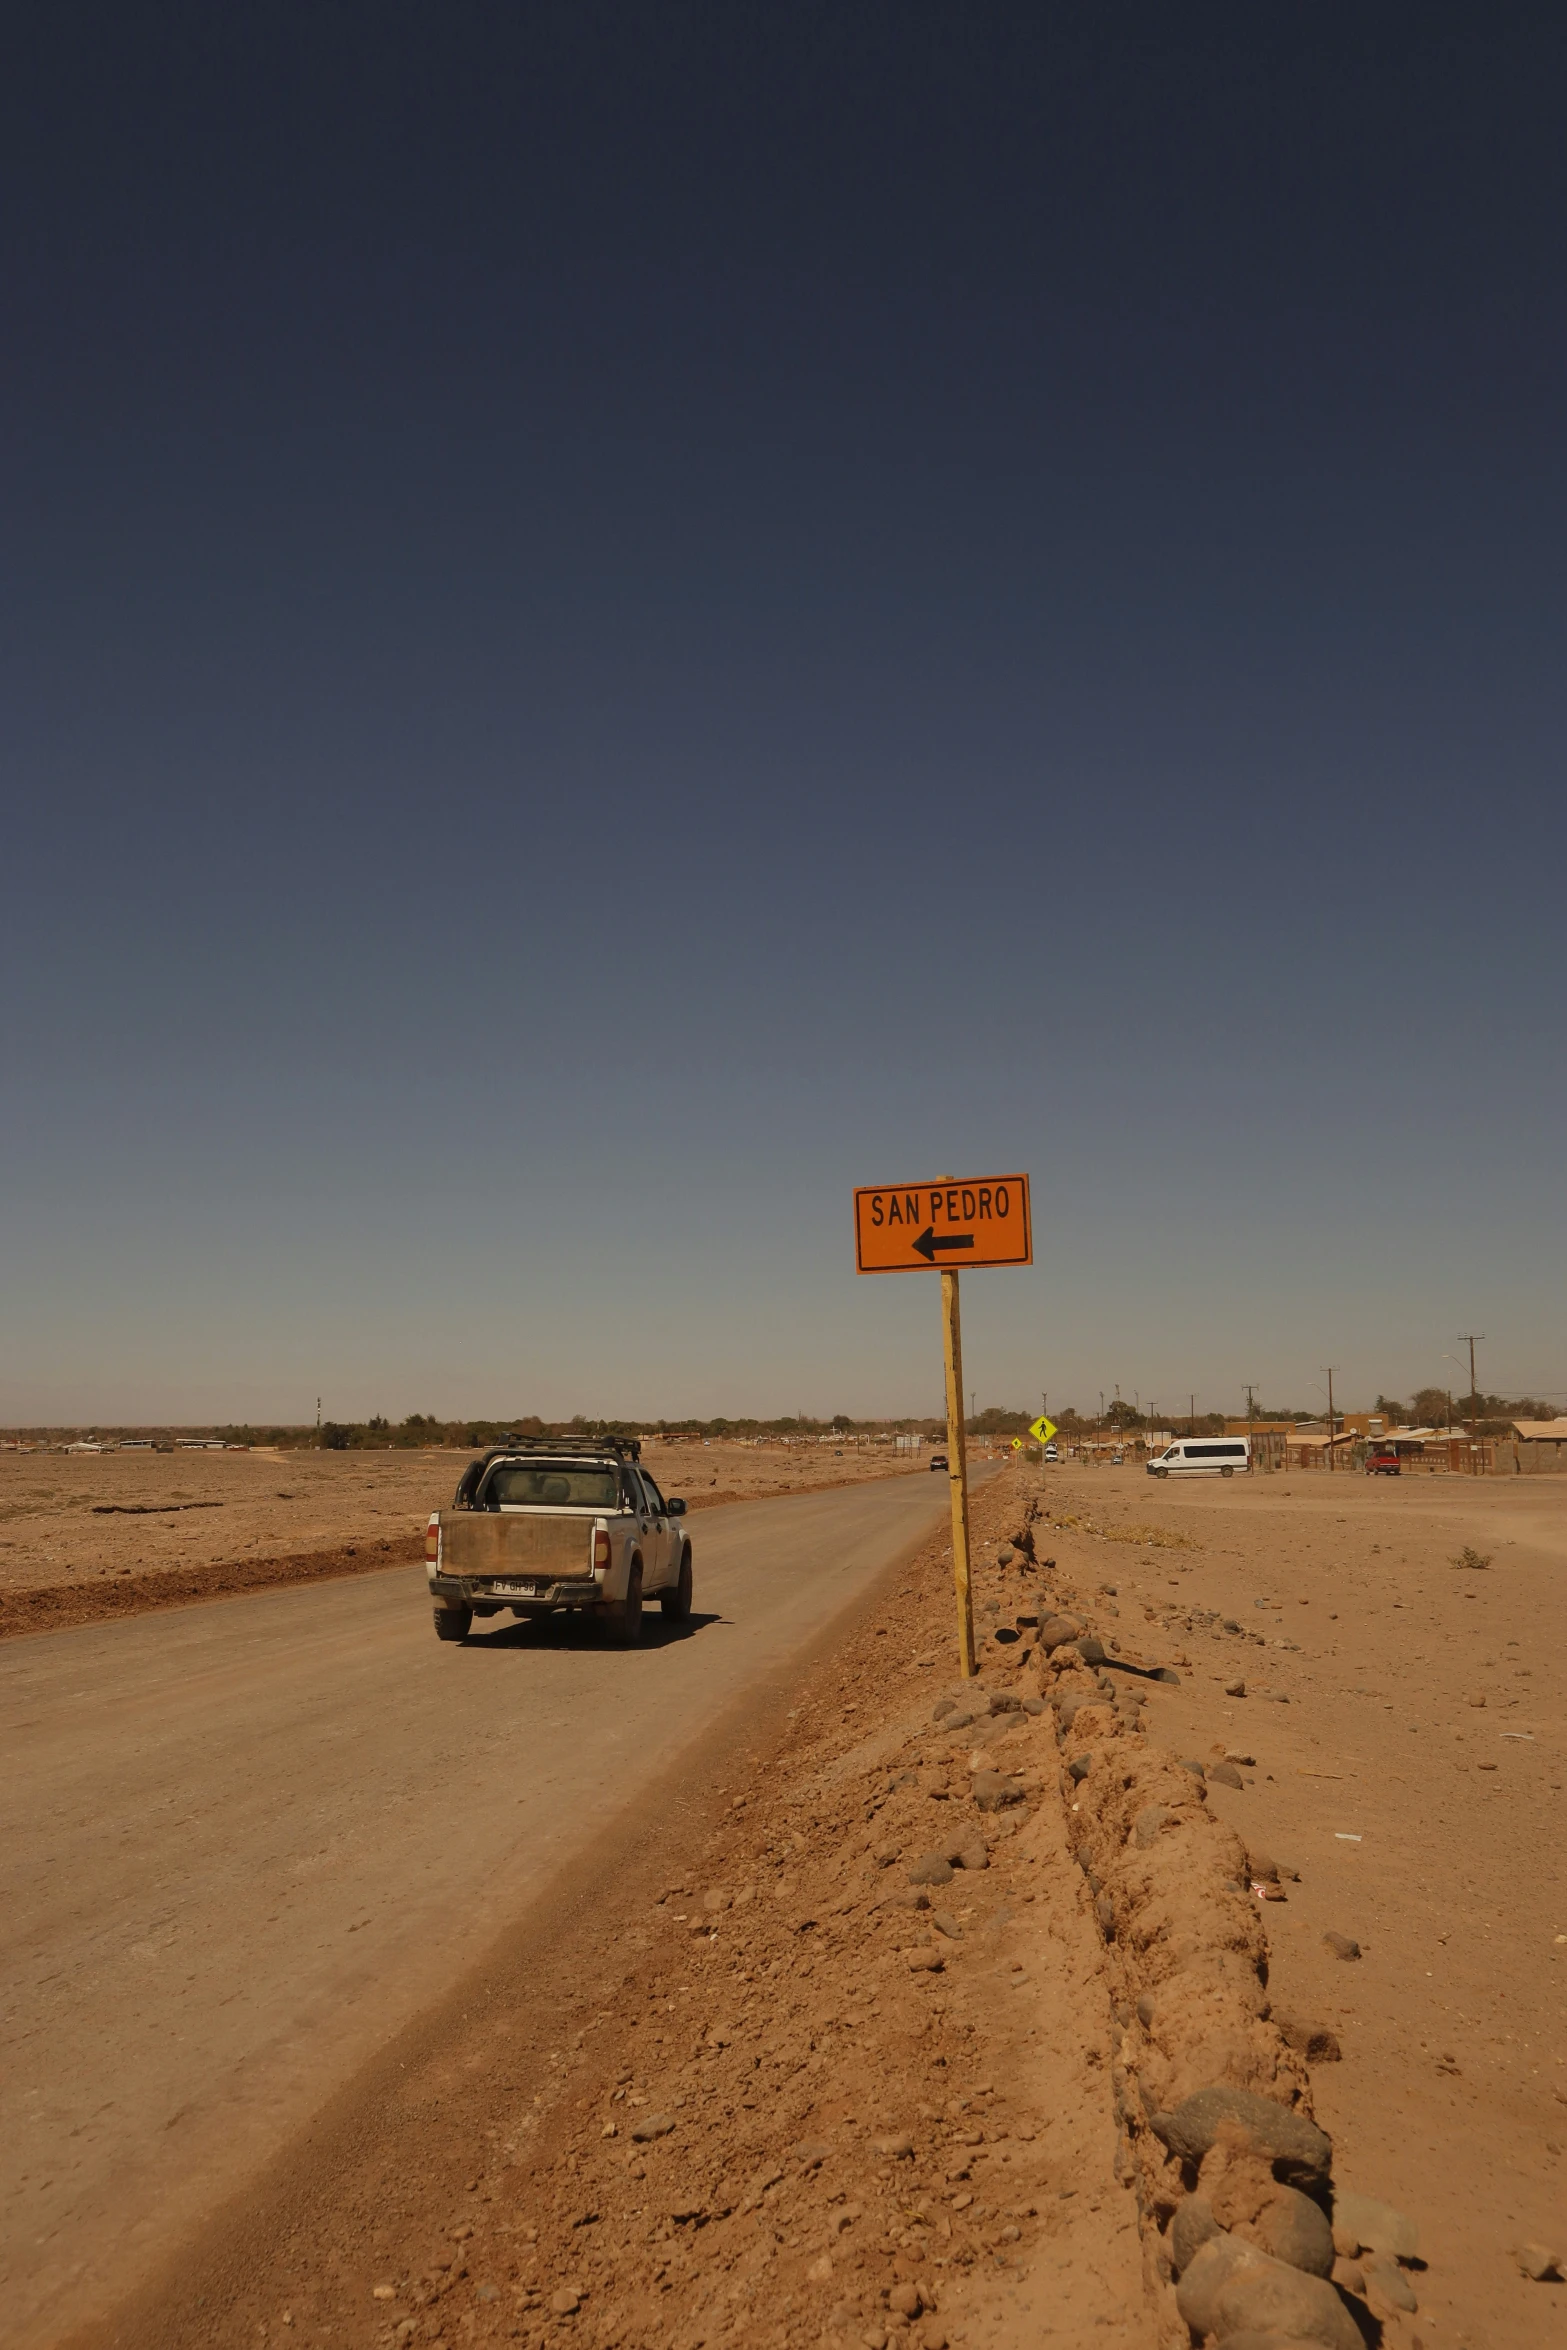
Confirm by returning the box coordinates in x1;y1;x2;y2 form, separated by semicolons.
592;1528;611;1570
425;1514;440;1564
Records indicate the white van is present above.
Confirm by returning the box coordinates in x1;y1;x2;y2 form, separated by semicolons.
1148;1437;1250;1479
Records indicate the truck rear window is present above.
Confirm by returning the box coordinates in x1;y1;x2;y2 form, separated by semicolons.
482;1464;621;1509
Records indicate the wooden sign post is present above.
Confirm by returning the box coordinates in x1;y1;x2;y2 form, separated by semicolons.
854;1173;1033;1680
939;1266;976;1675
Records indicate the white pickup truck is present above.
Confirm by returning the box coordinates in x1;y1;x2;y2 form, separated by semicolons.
424;1435;692;1646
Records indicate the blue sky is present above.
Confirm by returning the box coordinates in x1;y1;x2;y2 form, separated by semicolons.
3;6;1563;1424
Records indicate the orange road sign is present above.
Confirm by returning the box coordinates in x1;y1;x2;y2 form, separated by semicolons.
853;1174;1032;1274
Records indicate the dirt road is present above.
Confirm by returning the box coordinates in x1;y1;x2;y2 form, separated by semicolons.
0;1442;931;1636
1;1472;953;2349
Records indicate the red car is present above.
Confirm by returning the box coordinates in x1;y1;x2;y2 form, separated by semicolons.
1366;1446;1401;1476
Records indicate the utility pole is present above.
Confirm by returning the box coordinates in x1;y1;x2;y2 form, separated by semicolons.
1244;1382;1257;1460
970;1388;976;1432
1321;1368;1339;1472
1456;1333;1485;1430
316;1396;321;1438
1189;1392;1196;1436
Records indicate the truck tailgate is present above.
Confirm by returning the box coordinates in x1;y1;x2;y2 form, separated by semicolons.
438;1514;592;1581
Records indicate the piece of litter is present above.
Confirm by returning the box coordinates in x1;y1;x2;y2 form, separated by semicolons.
1501;1732;1534;1741
1334;1833;1362;1842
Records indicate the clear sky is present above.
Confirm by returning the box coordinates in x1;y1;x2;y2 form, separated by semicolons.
3;6;1563;1427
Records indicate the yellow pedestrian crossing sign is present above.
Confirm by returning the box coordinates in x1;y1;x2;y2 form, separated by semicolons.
1029;1415;1057;1444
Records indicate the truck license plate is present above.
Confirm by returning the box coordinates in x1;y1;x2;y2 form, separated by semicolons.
491;1581;541;1598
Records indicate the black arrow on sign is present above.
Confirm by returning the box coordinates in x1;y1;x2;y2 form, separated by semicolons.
912;1226;975;1264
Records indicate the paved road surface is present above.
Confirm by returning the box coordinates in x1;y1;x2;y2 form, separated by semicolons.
1;1471;957;2346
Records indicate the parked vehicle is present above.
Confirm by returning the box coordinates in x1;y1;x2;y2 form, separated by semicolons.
1043;1443;1059;1462
425;1435;691;1645
1148;1437;1251;1480
1365;1446;1402;1476
929;1452;949;1471
1111;1447;1125;1465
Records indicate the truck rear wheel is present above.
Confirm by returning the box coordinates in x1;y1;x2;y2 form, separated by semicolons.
433;1604;472;1643
605;1561;643;1647
660;1549;693;1621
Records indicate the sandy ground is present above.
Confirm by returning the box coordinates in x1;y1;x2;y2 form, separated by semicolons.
0;1441;934;1636
1036;1459;1566;2345
18;1457;1563;2350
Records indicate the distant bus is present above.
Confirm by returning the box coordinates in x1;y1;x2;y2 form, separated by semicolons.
1148;1437;1250;1479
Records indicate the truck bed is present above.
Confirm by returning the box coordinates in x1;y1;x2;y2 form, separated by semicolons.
438;1513;593;1582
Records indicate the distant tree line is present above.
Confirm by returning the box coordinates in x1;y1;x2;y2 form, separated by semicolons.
13;1387;1556;1451
1378;1388;1557;1436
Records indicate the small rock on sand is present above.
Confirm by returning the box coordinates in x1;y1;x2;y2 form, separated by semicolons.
1169;2194;1220;2274
1152;2087;1332;2184
549;2287;581;2315
1331;2191;1419;2261
630;2114;675;2142
1364;2253;1419;2312
1224;1679;1247;1697
1209;1760;1245;1789
906;1854;955;1886
1322;1931;1361;1960
1251;2184;1336;2277
1275;2017;1342;2063
906;1946;943;1972
1178;2235;1361;2350
1517;2242;1564;2281
970;1771;1023;1812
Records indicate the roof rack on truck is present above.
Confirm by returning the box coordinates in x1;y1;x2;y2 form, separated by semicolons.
483;1433;641;1461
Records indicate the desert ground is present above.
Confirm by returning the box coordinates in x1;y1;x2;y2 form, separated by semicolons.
0;1438;938;1636
3;1454;1560;2350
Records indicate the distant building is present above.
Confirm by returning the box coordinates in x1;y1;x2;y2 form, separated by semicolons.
1283;1424;1358;1468
1504;1418;1567;1473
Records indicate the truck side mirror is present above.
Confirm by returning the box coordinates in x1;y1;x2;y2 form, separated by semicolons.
667;1496;687;1516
